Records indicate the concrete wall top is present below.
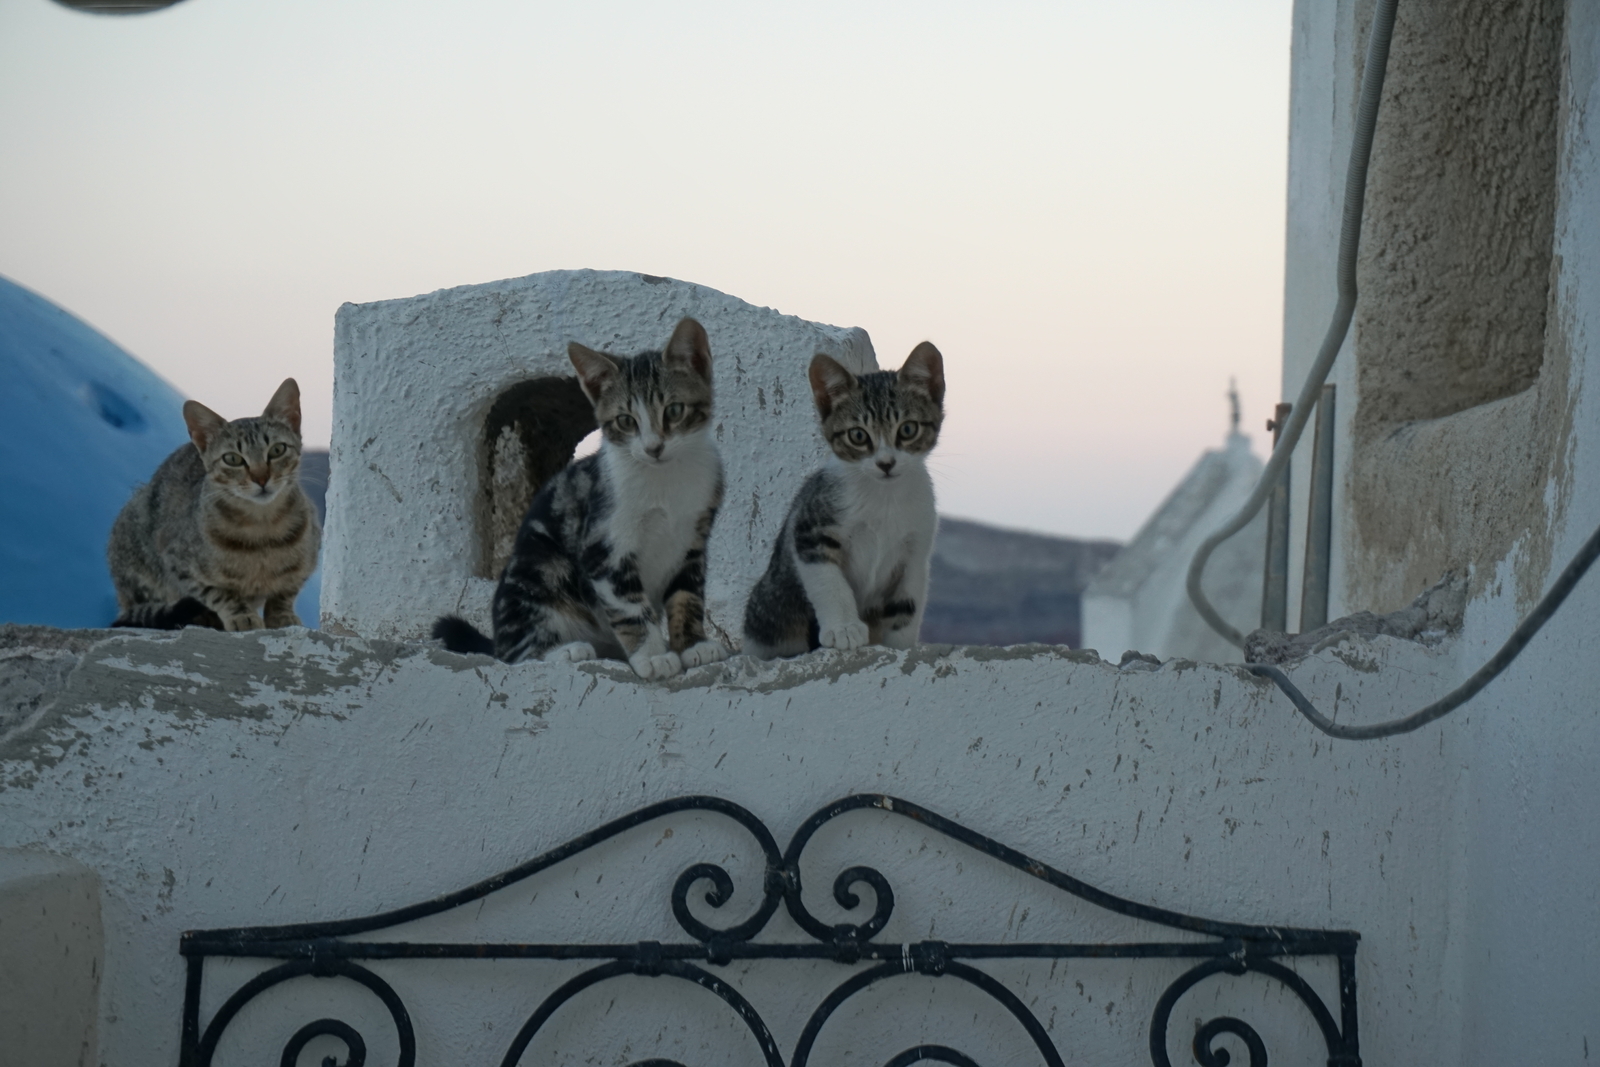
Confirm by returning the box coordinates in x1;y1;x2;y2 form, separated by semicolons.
324;269;877;642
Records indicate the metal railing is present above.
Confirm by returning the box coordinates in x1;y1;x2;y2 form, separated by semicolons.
178;793;1361;1067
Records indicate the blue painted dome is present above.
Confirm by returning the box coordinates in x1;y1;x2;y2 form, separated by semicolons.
0;276;319;628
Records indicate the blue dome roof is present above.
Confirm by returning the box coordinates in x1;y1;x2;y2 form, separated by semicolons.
0;276;318;628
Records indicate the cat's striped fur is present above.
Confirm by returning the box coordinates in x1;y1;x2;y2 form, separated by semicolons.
743;344;944;658
107;379;320;631
434;318;727;680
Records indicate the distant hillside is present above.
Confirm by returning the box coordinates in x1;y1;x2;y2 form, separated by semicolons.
923;517;1121;649
300;454;1117;649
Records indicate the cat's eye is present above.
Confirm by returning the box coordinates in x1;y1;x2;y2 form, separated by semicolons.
222;453;246;467
897;422;920;441
664;402;685;422
268;443;287;459
614;413;637;433
847;428;870;447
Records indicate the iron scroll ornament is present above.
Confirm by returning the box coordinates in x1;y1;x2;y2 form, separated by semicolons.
177;794;1361;1066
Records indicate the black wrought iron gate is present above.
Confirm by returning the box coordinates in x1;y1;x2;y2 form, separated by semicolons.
177;794;1360;1066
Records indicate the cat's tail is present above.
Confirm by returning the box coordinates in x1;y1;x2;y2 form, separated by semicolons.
432;615;496;657
111;597;223;630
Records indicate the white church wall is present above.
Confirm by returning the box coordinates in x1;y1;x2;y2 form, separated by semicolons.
0;624;1469;1065
1081;434;1265;664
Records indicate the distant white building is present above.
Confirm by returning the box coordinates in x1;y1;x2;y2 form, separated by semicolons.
1081;413;1265;663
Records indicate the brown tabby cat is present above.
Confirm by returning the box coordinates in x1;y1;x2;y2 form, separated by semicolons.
107;379;321;631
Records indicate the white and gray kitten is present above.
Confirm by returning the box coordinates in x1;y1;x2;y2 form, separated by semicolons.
743;343;945;658
434;318;728;680
107;379;321;631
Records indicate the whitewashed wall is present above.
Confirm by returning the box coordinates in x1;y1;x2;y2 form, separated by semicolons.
1;624;1469;1065
324;269;877;643
1280;3;1600;1062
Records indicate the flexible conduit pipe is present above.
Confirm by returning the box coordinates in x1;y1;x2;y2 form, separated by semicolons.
1247;523;1600;739
1185;0;1600;740
1186;0;1398;649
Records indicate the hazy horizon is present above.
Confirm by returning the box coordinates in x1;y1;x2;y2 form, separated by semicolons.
1;0;1294;540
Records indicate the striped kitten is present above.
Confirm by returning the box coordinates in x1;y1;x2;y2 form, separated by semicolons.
434;318;727;680
743;343;945;658
108;379;320;631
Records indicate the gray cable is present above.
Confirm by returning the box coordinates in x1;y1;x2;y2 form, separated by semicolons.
1247;520;1600;739
1185;0;1399;648
1190;0;1600;739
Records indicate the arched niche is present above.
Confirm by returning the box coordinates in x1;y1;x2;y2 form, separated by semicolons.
477;378;596;579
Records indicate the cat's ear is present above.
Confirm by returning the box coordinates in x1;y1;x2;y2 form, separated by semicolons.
569;343;621;402
183;400;227;453
808;354;856;418
898;342;945;406
663;317;712;381
263;378;302;434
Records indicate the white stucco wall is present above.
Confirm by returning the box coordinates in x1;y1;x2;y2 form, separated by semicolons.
323;269;877;643
1280;3;1600;1062
1;624;1471;1065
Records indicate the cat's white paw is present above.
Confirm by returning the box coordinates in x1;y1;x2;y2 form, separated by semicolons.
263;610;301;629
224;613;266;632
630;650;683;680
818;619;870;651
548;642;597;663
680;640;728;668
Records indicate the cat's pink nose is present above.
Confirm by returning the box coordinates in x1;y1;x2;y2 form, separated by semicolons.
646;442;665;460
877;458;896;474
251;469;270;487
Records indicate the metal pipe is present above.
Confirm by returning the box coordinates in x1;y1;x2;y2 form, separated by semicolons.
1186;0;1399;647
1299;386;1336;630
1260;403;1293;631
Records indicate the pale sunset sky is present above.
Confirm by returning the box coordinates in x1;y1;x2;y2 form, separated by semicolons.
0;0;1293;539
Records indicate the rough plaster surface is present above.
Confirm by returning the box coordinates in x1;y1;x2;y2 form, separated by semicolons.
1355;0;1563;425
0;848;102;1066
1243;570;1466;665
0;625;1473;1064
1344;0;1573;612
324;269;877;643
1277;3;1600;1062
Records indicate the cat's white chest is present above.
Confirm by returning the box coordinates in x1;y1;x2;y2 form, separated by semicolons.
838;467;936;599
631;504;689;594
606;447;720;601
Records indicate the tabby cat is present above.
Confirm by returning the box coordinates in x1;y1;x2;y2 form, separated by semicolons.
108;379;320;631
433;318;727;680
743;343;945;658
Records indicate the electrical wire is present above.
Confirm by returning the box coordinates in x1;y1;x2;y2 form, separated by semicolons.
1185;0;1398;649
1183;0;1600;740
1247;521;1600;739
